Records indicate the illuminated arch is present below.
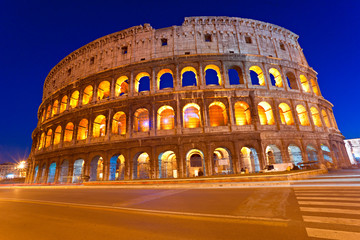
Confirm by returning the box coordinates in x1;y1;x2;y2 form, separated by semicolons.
38;132;45;150
41;109;45;122
306;145;318;162
322;110;331;128
53;126;62;145
45;129;53;148
183;103;201;128
52;100;59;117
288;144;303;166
69;91;79;109
77;119;88;140
213;147;233;175
90;156;104;181
209;101;228;127
181;66;198;87
157;105;175;130
109;154;126;180
60;95;67;113
133;152;150;179
72;159;84;183
258;102;274;125
115;76;129;96
266;145;283;164
240;147;260;173
93;115;106;137
204;64;222;86
135;72;150;93
286;72;298;90
134;108;149;132
46;105;51;120
112;111;126;135
228;66;244;85
158;151;177;178
58;160;69;183
157;69;174;90
186;149;205;177
97;81;110;100
310;107;322;127
47;162;56;183
300;75;310;93
249;66;265;86
296;105;310;126
234;101;251;125
311;79;320;96
269;68;283;88
82;85;93;105
321;144;333;164
64;122;74;142
279;103;294;125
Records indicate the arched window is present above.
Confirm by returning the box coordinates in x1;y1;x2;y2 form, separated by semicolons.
204;64;222;86
321;144;333;164
183;103;201;128
93;115;106;137
228;66;244;85
69;91;79;109
310;107;322;127
306;145;318;162
135;72;150;93
296;105;310;126
278;103;294;125
209;102;227;127
181;66;197;87
54;126;62;145
269;68;283;88
213;147;233;175
97;81;110;100
186;149;205;177
77;119;88;140
45;129;52;147
90;156;104;181
234;101;251;125
52;100;59;117
41;109;45;122
72;159;84;183
82;85;93;105
60;96;67;113
286;72;298;90
133;152;150;179
115;76;129;96
157;69;174;90
157;105;175;130
64;122;74;142
112;111;126;135
288;144;303;167
46;105;51;120
249;66;265;86
38;132;45;150
258;102;274;125
241;147;260;173
134;108;149;132
322;110;331;128
300;75;310;93
158;151;177;178
311;79;320;96
266;145;283;164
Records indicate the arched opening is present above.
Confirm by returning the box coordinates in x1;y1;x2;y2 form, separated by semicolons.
311;79;320;96
69;91;79;109
213;147;233;175
41;109;45;122
306;145;318;164
82;85;93;105
47;162;56;183
183;103;201;128
72;159;84;183
311;107;322;127
52;100;58;117
115;76;129;96
279;103;294;125
296;105;310;126
266;145;283;164
38;132;45;150
112;111;126;135
33;165;39;183
134;108;149;132
90;156;104;181
135;72;150;92
249;66;265;86
109;154;125;180
240;147;260;173
97;81;110;100
204;64;222;86
133;152;150;179
209;102;228;127
181;66;197;87
157;69;174;90
288;144;303;167
258;102;275;125
77;119;88;140
157;105;175;130
228;66;244;85
46;105;51;120
40;164;46;183
186;149;205;177
322;110;331;128
234;101;251;125
158;151;177;178
93;115;106;137
269;68;283;87
59;160;69;183
60;96;67;113
45;129;52;148
53;126;62;145
300;75;311;93
286;72;298;90
64;122;74;142
321;144;333;166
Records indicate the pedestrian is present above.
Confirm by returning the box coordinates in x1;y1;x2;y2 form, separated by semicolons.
198;168;204;176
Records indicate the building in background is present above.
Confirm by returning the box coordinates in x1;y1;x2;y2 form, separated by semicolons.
0;161;27;180
344;139;360;165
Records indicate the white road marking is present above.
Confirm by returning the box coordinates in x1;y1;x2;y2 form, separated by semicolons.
295;193;360;197
298;201;360;207
303;215;360;227
300;207;360;215
297;196;360;202
306;228;360;240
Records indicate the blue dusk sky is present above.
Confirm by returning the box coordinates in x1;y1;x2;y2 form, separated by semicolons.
0;0;359;163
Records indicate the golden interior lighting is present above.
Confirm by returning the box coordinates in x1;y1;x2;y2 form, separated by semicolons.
97;157;104;180
60;96;67;113
310;79;320;96
52;100;59;117
112;111;126;135
249;66;265;86
159;151;177;178
204;64;222;85
322;109;331;127
93;115;106;137
234;101;251;125
135;72;150;93
69;91;79;108
38;132;45;150
97;81;110;100
296;105;310;126
82;85;93;105
46;105;51;120
157;105;175;130
181;66;198;86
278;103;294;125
134;108;149;132
183;103;201;128
64;122;74;142
53;126;62;145
157;69;173;90
115;76;129;96
258;101;274;125
41;109;45;122
209;102;227;127
300;75;311;93
77;119;89;140
269;68;283;87
45;129;53;148
310;107;322;127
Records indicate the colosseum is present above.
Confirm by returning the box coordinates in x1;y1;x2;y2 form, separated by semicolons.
26;16;351;184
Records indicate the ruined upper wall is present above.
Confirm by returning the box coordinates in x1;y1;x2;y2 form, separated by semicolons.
42;16;307;100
